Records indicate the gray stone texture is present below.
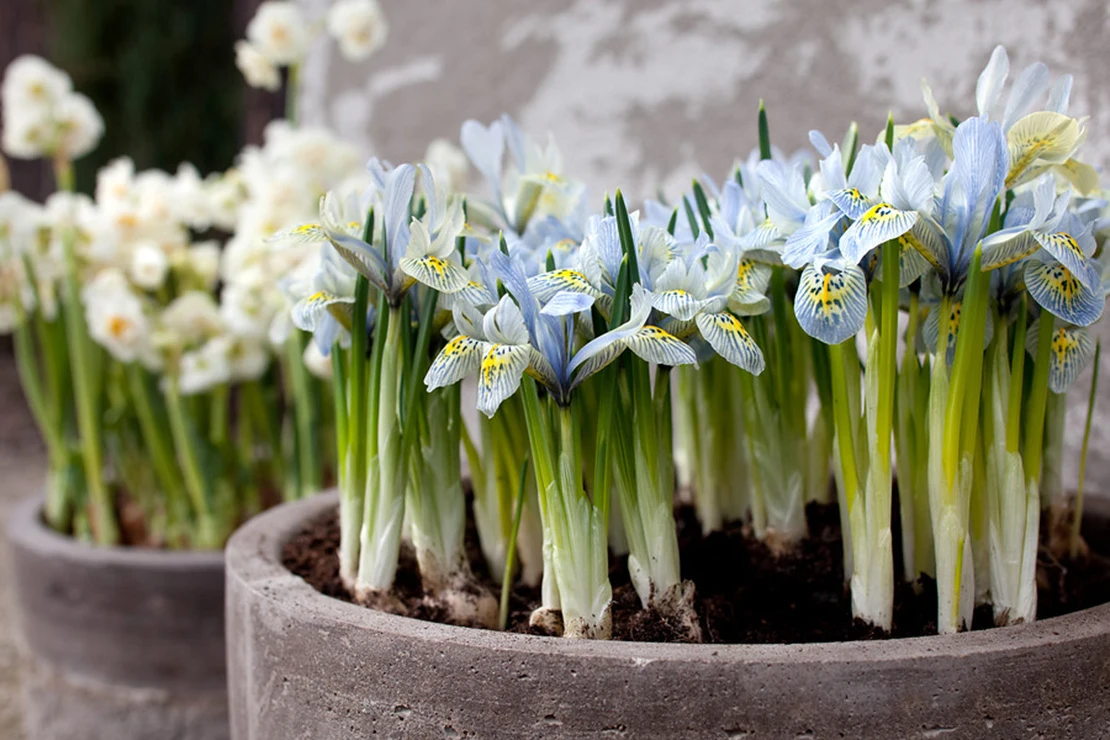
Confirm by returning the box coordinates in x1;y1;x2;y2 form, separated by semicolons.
299;0;1110;496
6;496;229;740
227;491;1110;739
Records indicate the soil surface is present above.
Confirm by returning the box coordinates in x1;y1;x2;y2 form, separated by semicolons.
284;500;1110;644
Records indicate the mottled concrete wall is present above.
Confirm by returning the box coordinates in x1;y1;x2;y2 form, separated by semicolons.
299;0;1110;494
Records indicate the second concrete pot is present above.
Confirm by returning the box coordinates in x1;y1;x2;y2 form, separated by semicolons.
7;496;229;740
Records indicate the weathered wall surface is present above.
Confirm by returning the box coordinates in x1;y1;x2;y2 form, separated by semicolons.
300;0;1110;492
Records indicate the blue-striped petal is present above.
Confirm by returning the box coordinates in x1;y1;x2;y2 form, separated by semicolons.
839;203;919;265
897;238;932;287
1043;325;1093;393
569;338;625;390
526;269;599;303
541;290;595;316
794;263;868;345
425;335;486;390
736;258;772;294
695;311;765;374
1024;260;1105;327
291;290;354;332
477;343;531;417
267;223;328;245
901;218;948;276
400;255;470;293
328;234;389;293
650;289;706;321
826;188;874;220
624;326;697;367
980;227;1041;271
1032;231;1101;290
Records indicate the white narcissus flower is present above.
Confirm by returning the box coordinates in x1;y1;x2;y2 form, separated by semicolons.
82;268;151;363
326;0;388;61
246;2;309;66
1;55;71;112
161;291;224;345
228;337;270;382
129;240;169;290
1;55;102;160
425;138;469;193
177;336;233;395
185;241;221;289
54;92;103;159
235;41;281;92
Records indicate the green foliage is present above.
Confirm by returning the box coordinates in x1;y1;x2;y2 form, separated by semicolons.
46;0;243;190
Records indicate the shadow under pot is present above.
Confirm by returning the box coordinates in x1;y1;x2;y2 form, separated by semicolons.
6;496;228;740
226;491;1110;739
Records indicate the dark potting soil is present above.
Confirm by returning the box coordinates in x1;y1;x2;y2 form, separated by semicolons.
282;501;1110;644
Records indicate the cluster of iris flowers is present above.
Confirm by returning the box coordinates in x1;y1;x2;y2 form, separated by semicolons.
285;46;1106;638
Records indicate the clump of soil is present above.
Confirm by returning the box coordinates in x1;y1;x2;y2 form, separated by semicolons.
283;501;1110;644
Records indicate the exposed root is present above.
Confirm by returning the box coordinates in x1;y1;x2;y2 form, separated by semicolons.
562;603;612;639
652;580;703;643
528;606;564;636
353;585;410;616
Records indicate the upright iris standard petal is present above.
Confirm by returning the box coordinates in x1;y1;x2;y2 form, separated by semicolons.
695;311;765;374
1024;260;1105;327
839;203;918;265
794;262;868;344
477;343;532;417
383;165;416;268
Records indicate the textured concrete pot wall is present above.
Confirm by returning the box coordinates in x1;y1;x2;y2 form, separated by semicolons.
6;496;229;740
227;492;1110;739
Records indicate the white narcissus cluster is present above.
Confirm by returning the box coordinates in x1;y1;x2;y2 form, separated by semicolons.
220;121;363;354
1;55;103;160
237;0;389;91
326;0;388;61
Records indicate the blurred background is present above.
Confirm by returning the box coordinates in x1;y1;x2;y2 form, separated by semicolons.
1;0;1108;734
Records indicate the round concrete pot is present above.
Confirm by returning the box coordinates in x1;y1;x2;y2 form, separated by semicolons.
227;491;1110;739
6;496;229;740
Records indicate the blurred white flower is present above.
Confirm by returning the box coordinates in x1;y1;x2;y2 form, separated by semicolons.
235;41;281;92
1;55;70;112
96;157;136;209
228;337;270;381
161;291;224;345
177;336;232;395
220;280;276;340
327;0;388;61
185;241;222;289
54;93;103;159
129;241;169;290
246;2;309;66
425;138;470;193
1;55;102;160
303;340;332;380
83;269;151;362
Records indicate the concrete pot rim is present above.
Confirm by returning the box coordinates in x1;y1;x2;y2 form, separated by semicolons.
6;494;226;571
227;489;1110;665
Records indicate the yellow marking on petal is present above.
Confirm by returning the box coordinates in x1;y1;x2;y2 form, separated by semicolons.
1006;112;1083;188
1052;327;1078;365
858;202;899;224
1043;232;1085;261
